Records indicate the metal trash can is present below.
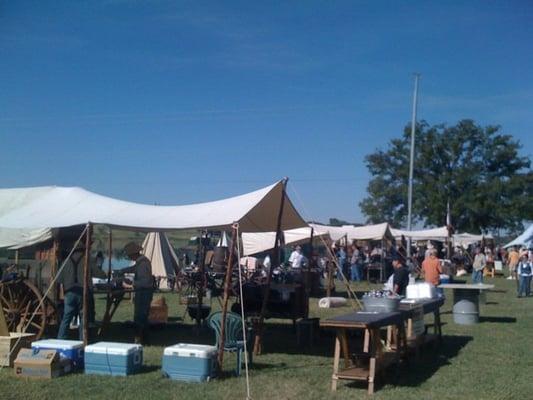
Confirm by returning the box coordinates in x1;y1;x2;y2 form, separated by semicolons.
452;289;479;325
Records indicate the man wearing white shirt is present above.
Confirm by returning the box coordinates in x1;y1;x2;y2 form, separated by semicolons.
288;245;306;269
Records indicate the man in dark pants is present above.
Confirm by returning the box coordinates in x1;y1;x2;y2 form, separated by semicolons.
57;241;106;339
119;242;154;344
392;255;410;296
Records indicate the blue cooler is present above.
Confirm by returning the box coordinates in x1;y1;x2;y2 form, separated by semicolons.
162;343;217;382
31;339;84;370
84;342;143;376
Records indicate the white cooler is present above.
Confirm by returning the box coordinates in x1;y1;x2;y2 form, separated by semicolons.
162;343;217;382
84;342;143;376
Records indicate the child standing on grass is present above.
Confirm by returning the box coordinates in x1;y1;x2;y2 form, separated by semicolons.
517;252;532;298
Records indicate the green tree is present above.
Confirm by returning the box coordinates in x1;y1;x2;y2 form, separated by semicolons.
360;120;532;233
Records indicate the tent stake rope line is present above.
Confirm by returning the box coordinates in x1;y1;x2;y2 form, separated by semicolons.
0;224;89;372
236;223;252;400
287;184;362;309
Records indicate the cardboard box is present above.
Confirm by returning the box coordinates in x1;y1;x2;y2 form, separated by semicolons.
0;333;36;367
14;349;71;379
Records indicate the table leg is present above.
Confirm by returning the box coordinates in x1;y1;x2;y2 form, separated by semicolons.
331;334;341;391
340;329;350;368
434;310;442;341
368;328;377;395
363;328;370;353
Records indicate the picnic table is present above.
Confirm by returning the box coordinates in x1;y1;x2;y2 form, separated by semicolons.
320;311;407;395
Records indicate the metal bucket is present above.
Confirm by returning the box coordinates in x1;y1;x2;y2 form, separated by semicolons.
452;289;479;325
362;297;400;313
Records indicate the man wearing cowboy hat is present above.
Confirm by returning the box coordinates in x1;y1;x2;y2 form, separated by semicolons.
118;241;154;343
57;239;107;339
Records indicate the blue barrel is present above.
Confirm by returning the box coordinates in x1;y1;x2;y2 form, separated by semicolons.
452;289;480;325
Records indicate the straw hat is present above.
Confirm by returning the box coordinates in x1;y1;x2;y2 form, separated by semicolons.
520;250;529;259
124;242;143;256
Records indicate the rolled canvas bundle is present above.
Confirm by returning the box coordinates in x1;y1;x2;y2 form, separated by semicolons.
318;297;348;308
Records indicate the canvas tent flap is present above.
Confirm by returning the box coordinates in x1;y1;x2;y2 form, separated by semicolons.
391;226;449;242
0;181;307;234
0;227;53;249
242;227;329;256
504;225;533;249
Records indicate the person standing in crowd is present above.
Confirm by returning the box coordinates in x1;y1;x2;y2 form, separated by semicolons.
57;241;107;340
350;245;363;282
392;256;410;296
118;242;154;344
422;249;442;286
288;245;306;269
472;247;486;284
507;246;520;280
336;246;346;280
517;251;532;298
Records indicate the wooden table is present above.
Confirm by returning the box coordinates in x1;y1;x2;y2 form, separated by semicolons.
321;311;407;395
95;288;134;336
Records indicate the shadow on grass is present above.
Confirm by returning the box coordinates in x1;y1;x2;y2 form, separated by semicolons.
479;316;516;323
342;334;473;391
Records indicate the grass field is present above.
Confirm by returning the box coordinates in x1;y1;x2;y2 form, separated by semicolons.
1;277;531;400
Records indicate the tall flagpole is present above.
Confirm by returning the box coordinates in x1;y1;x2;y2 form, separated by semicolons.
406;73;420;258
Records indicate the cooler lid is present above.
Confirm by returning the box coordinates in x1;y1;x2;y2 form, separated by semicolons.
32;339;84;350
85;341;143;355
164;343;217;358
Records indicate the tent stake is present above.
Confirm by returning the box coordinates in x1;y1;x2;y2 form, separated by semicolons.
217;224;238;369
254;178;288;355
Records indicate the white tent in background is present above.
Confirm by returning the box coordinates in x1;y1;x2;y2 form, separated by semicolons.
391;226;449;242
504;225;533;249
0;180;307;248
452;233;485;248
241;227;330;256
217;231;230;247
309;222;394;242
142;232;180;290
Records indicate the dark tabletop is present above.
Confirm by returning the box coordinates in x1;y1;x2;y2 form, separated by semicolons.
320;311;404;329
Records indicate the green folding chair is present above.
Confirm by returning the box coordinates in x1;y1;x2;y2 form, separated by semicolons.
207;311;252;376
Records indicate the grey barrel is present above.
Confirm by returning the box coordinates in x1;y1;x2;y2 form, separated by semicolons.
452;288;480;325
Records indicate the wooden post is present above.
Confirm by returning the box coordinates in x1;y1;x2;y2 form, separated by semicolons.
14;250;19;265
196;231;207;328
217;224;238;368
105;228;113;312
253;178;288;355
304;227;314;317
82;223;92;346
50;237;59;304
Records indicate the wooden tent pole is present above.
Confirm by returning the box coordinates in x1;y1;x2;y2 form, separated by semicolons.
105;228;113;317
305;227;314;318
82;223;92;346
196;230;207;328
254;178;288;356
217;224;238;368
51;236;59;305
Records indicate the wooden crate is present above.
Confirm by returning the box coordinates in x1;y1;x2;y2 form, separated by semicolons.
0;332;36;367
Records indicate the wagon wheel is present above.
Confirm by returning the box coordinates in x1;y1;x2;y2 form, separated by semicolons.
0;279;47;339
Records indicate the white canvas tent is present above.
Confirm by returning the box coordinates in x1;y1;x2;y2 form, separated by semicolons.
310;222;394;242
391;226;449;242
142;232;180;289
241;227;330;256
0;180;307;247
504;225;533;249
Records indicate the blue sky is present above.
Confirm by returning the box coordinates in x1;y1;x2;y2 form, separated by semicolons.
1;1;532;225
